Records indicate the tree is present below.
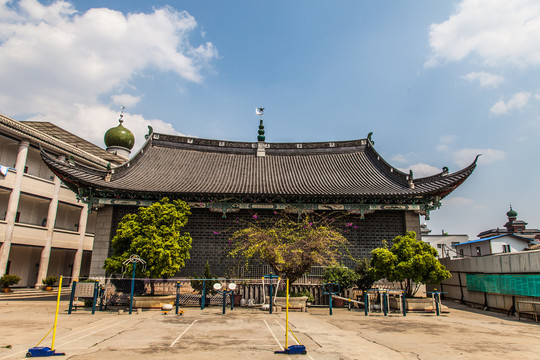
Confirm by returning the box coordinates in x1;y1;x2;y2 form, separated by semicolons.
229;215;349;284
322;264;359;296
370;231;450;297
104;198;192;286
354;258;376;292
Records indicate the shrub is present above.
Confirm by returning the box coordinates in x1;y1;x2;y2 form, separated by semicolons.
322;264;359;295
0;274;21;289
42;276;58;287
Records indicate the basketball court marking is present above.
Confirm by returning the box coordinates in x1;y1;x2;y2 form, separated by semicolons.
170;319;198;347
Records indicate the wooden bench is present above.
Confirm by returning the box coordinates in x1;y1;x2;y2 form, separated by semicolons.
516;301;540;322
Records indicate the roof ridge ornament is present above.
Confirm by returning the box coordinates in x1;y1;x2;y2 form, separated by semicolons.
367;132;374;145
256;107;265;141
408;169;415;189
256;107;266;157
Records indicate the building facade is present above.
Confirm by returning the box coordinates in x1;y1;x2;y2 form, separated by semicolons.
42;119;478;278
0;114;124;287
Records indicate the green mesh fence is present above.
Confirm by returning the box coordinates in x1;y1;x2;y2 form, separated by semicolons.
466;274;540;297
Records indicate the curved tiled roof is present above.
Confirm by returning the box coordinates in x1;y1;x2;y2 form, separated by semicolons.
41;132;477;202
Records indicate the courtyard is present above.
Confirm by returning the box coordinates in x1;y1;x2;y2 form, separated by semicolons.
1;292;539;360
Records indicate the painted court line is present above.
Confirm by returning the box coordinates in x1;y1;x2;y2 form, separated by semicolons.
263;319;284;351
170;320;198;347
274;319;314;360
0;318;130;359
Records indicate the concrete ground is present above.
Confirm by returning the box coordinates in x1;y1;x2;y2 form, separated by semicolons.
1;291;539;360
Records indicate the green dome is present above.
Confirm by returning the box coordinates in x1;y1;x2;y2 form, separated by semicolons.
507;207;518;218
104;123;134;150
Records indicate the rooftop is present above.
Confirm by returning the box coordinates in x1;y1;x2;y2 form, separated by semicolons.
42;130;478;203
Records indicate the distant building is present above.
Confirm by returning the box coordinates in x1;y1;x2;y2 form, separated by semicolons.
453;234;533;257
0;114;125;287
477;206;540;241
420;223;468;258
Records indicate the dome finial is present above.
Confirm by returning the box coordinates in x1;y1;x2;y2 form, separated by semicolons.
104;106;135;158
119;105;125;124
507;203;517;219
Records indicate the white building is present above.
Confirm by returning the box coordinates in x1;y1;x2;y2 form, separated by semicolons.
0;114;124;287
420;223;468;258
453;234;533;257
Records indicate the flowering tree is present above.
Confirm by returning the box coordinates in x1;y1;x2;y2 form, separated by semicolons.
229;215;349;284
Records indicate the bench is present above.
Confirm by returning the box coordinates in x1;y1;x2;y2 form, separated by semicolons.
516;301;540;322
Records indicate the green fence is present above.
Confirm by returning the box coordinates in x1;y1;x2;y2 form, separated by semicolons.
466;274;540;297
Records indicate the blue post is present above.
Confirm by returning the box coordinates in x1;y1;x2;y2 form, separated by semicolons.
329;284;333;316
382;291;388;316
175;282;181;315
129;262;136;315
222;290;228;314
201;280;206;310
435;293;440;316
402;292;407;316
68;281;77;314
364;291;369;316
92;282;99;315
269;280;273;314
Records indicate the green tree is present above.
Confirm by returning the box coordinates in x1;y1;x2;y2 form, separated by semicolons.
229;215;349;284
370;231;450;297
104;198;192;285
354;258;376;291
322;264;359;295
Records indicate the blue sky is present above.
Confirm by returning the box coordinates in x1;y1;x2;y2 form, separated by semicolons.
1;0;539;239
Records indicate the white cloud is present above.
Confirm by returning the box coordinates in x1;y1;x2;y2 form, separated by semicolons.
0;0;217;146
398;163;440;178
443;197;474;206
490;92;531;115
391;153;414;164
453;148;506;167
111;94;141;107
426;0;540;68
462;71;505;88
436;134;456;152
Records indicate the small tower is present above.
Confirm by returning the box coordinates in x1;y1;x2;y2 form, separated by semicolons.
504;205;527;232
256;107;266;157
104;106;135;159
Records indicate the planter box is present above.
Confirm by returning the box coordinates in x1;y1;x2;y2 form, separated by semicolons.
389;297;435;312
266;296;308;312
133;295;175;309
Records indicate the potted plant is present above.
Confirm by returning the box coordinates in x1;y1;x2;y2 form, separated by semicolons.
0;274;21;292
322;264;359;307
42;276;58;291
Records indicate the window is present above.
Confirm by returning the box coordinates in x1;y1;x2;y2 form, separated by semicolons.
476;247;482;256
437;244;442;248
451;242;460;247
15;212;20;223
459;249;464;257
502;244;511;253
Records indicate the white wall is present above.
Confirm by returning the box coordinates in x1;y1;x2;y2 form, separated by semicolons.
491;237;530;253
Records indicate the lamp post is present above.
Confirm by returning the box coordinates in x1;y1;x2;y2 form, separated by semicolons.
122;254;146;315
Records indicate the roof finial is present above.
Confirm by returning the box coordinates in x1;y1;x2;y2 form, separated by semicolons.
256;107;265;141
119;105;125;124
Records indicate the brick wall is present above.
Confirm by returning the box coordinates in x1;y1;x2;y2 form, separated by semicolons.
101;206;411;277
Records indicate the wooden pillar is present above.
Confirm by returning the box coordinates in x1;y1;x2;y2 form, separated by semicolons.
0;139;29;276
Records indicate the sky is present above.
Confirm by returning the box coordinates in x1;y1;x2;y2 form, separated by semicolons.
1;0;539;239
